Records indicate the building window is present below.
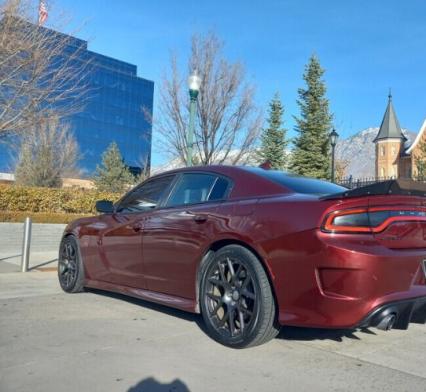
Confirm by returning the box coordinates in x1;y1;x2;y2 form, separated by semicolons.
380;167;385;178
391;146;397;155
380;146;385;156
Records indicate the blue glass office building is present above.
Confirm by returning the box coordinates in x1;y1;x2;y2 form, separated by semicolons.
0;30;153;177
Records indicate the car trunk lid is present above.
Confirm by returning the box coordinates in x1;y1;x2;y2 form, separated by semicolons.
321;179;426;249
368;195;426;249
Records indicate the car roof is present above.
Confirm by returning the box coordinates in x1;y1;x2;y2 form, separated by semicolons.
149;165;290;199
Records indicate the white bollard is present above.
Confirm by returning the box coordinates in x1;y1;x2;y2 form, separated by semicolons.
21;217;32;272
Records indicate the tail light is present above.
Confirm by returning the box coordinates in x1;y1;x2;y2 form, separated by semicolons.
322;206;426;234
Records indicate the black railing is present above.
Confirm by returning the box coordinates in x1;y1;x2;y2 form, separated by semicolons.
337;176;426;189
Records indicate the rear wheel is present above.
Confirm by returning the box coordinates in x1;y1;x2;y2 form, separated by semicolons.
200;245;279;348
58;235;85;293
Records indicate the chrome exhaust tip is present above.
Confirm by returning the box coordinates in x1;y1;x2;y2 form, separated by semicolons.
376;313;397;331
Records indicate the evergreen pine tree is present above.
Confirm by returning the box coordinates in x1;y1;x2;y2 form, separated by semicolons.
290;55;333;179
415;138;426;180
257;93;288;169
94;142;134;193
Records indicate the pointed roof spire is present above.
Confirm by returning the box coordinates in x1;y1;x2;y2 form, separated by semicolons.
373;91;406;142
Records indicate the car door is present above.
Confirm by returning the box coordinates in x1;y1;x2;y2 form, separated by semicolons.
97;174;176;288
142;172;232;298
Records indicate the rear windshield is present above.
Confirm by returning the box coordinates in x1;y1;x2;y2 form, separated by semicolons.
245;167;347;195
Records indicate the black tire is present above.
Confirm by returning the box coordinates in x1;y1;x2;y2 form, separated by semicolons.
58;235;85;293
199;245;279;348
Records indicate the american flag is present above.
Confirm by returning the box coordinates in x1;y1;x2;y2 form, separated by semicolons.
38;0;48;26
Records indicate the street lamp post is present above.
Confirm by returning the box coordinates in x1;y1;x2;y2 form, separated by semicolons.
187;70;201;166
330;128;339;183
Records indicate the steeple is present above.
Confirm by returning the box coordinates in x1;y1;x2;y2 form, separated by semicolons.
373;92;406;142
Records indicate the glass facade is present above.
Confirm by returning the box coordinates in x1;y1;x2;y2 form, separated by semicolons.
0;30;153;177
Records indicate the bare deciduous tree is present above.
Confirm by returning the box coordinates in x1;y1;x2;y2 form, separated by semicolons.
132;154;151;184
0;0;90;138
14;115;79;187
156;33;262;166
335;158;349;182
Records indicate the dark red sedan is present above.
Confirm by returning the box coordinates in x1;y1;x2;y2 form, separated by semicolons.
58;166;426;348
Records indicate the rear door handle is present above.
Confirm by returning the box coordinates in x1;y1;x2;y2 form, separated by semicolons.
193;214;207;223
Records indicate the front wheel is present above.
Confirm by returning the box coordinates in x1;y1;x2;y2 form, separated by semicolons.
200;245;279;348
58;235;85;293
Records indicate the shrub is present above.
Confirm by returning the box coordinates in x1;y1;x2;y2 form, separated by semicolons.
0;211;91;224
0;184;121;214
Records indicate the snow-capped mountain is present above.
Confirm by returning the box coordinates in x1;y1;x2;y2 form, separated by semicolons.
336;127;416;178
152;127;417;179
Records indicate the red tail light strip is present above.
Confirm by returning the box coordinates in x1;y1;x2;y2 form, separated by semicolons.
323;206;426;234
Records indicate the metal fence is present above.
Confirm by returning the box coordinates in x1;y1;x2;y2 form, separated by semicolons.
337;176;426;189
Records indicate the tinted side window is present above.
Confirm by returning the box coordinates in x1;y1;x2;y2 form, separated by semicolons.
267;173;346;195
166;173;220;207
244;168;347;195
209;177;230;201
118;175;174;213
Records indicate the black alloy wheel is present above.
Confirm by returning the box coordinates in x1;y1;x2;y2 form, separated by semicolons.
58;236;85;293
200;245;279;348
205;256;256;337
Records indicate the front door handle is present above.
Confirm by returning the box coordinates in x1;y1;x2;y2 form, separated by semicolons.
132;222;144;232
193;214;207;223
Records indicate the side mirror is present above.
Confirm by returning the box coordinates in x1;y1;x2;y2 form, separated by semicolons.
95;200;114;214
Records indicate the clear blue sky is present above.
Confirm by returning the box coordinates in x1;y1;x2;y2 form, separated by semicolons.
54;0;426;165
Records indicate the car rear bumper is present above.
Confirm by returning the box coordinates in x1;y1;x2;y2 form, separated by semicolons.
357;296;426;330
274;230;426;329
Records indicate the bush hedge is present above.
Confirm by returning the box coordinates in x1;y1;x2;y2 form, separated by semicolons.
0;211;91;224
0;184;121;214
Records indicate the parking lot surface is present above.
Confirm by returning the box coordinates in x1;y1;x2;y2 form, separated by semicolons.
0;271;425;392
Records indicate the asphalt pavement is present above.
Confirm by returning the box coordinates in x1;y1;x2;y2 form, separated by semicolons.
0;271;425;392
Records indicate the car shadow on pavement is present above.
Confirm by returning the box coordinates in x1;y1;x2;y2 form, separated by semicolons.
86;288;207;330
127;377;190;392
87;288;377;344
278;325;377;342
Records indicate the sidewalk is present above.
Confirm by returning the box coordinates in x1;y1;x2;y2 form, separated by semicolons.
0;252;58;273
0;222;64;273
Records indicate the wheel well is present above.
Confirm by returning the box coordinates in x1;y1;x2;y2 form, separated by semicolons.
208;239;267;267
60;233;75;247
195;239;278;314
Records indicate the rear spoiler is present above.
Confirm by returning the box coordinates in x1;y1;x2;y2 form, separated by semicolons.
321;179;426;200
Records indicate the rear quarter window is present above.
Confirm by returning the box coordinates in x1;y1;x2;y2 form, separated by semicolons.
245;168;347;195
209;177;230;200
